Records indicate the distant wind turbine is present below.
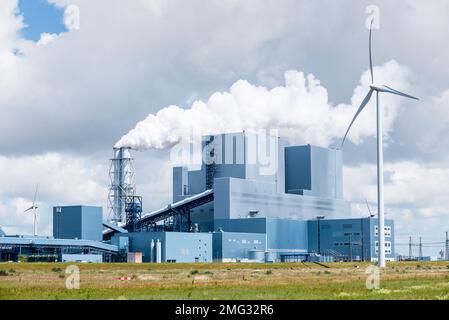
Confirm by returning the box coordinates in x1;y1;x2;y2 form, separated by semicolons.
341;20;419;268
365;199;375;218
24;184;39;237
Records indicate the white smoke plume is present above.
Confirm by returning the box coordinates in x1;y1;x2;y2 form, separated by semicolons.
115;60;412;150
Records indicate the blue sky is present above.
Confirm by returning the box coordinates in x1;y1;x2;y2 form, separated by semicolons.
18;0;67;41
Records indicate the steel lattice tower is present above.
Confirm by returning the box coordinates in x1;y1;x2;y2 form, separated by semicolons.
108;147;136;224
444;231;449;260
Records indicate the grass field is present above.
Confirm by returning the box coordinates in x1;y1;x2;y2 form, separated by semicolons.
1;261;449;300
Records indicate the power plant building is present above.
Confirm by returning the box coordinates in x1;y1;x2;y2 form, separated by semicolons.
53;205;103;241
103;132;396;263
0;132;396;263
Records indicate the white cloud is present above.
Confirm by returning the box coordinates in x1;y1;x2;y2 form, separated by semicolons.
0;0;447;252
63;4;80;31
116;60;411;150
345;161;449;207
0;0;24;86
37;33;58;46
0;0;23;51
0;151;176;235
0;197;41;236
0;153;109;235
414;90;449;157
344;161;449;254
0;153;109;205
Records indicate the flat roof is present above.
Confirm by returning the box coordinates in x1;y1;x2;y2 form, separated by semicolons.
0;236;118;252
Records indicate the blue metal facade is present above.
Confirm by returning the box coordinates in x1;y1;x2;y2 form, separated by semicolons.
61;254;103;263
212;231;266;261
30;132;395;264
213;177;350;221
165;232;212;263
53;205;103;241
172;132;284;204
214;217;308;252
307;218;395;261
285;145;343;199
164;132;395;262
111;232;212;263
0;235;118;262
265;218;308;252
0;236;117;252
173;133;350;227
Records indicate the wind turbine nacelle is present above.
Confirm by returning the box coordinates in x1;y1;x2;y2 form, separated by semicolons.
369;84;386;92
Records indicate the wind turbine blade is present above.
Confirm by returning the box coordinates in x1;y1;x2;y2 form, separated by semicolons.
341;89;374;148
379;85;419;100
32;184;39;206
369;19;374;83
24;206;33;213
365;199;373;216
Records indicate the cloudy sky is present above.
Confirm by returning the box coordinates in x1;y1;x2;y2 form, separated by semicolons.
0;0;448;256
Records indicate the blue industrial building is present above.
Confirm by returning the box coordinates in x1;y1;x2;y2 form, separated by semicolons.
101;131;396;263
213;231;267;262
111;231;212;263
0;131;396;263
0;235;117;262
53;205;103;241
1;206;117;262
308;218;395;262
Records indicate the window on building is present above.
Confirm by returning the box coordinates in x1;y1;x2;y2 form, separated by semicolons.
375;226;392;237
376;249;392;254
375;241;392;248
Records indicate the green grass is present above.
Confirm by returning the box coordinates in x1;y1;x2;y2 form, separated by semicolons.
0;261;449;300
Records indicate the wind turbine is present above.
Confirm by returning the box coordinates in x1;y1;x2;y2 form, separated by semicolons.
24;184;39;237
341;20;419;268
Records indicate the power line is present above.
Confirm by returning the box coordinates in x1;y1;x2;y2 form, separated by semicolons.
396;242;445;245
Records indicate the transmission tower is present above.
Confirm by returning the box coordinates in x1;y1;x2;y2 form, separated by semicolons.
445;232;449;261
418;237;422;260
409;236;413;260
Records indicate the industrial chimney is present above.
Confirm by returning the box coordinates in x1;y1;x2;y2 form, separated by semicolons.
108;147;136;224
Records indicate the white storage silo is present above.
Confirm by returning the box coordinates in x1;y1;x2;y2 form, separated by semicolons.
150;239;155;263
156;239;162;263
248;249;265;262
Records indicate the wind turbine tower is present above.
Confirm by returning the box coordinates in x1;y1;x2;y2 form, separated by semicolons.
341;20;419;267
24;184;39;237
